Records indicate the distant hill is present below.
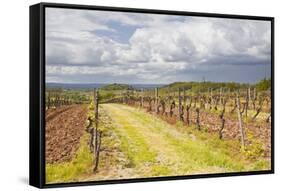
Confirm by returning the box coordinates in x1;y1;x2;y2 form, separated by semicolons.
100;83;134;91
46;80;270;92
46;83;166;90
163;81;249;92
46;83;105;90
131;84;165;90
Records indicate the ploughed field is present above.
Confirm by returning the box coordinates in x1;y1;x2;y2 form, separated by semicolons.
45;103;270;183
45;105;88;163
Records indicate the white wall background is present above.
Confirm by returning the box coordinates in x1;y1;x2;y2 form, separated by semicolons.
0;0;279;190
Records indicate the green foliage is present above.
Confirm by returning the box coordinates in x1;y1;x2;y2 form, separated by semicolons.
163;81;249;93
100;83;133;91
99;91;115;100
255;78;271;91
244;130;265;160
88;100;95;119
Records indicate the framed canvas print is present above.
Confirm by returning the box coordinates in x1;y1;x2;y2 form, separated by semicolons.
29;2;274;188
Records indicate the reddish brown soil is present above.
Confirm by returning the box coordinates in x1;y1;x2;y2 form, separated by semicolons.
45;105;88;163
46;106;73;121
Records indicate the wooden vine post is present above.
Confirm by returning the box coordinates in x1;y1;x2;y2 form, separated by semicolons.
195;108;201;130
248;87;252;108
93;89;101;172
155;87;159;113
140;88;144;107
219;87;223;106
219;99;226;139
178;88;183;121
252;88;257;109
94;89;98;152
85;89;101;173
236;92;245;150
183;88;186;106
168;87;171;105
186;97;192;126
169;101;175;117
210;88;213;110
245;87;250;118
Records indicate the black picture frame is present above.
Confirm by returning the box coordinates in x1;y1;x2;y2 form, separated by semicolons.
30;2;275;189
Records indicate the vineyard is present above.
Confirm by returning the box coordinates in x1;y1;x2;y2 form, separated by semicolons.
109;87;271;153
45;81;272;183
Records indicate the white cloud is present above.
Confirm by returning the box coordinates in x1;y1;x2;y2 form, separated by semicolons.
46;8;113;33
46;8;271;83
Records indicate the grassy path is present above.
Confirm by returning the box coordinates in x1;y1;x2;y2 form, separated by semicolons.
101;104;268;178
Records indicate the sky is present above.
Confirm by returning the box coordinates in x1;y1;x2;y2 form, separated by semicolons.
46;8;271;84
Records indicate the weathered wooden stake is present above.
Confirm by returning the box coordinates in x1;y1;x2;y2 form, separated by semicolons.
245;88;251;117
178;88;183;121
168;87;171;105
248;87;252;107
195;108;201;130
186;98;192;126
219;100;226;139
183;88;186;105
141;88;144;107
155;88;159;113
219;87;223;105
170;101;175;117
93;131;101;172
252;88;257;110
210;88;213;110
236;93;245;150
93;89;101;172
94;89;99;153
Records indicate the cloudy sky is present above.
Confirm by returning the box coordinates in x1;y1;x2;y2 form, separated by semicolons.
46;8;271;84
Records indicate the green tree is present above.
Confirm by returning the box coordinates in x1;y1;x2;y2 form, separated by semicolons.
256;78;271;91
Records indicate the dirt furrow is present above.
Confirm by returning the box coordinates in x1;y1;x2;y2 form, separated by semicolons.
45;105;88;163
46;105;75;122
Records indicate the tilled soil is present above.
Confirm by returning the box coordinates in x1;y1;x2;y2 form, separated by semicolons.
46;106;73;121
45;105;88;163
